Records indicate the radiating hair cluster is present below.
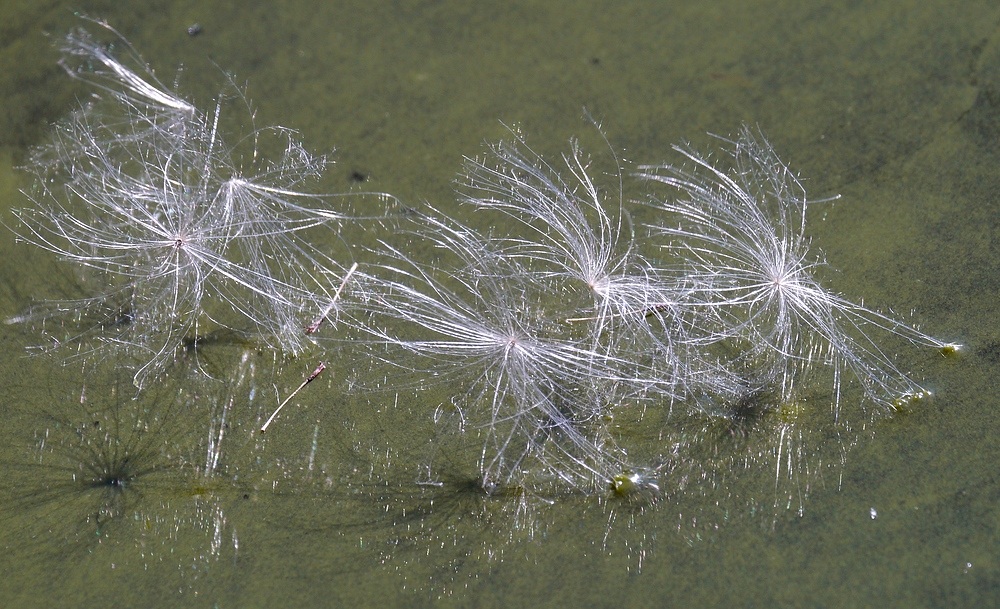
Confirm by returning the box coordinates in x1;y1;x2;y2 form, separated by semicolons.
7;20;957;525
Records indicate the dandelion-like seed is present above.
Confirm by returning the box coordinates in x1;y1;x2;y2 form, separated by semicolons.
357;211;635;494
459;125;681;327
458;125;691;405
9;16;956;547
8;20;367;387
639;124;956;416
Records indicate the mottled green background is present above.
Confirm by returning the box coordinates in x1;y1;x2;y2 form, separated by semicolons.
1;1;999;607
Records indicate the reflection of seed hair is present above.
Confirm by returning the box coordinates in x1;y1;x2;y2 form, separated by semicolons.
2;371;183;558
0;359;277;591
377;466;555;590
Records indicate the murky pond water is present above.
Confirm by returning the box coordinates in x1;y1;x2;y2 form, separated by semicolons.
1;1;998;606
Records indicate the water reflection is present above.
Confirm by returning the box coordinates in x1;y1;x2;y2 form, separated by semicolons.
0;361;239;589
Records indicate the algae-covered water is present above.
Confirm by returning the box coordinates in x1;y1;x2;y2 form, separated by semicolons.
1;1;999;606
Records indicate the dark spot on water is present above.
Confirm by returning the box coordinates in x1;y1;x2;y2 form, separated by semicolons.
976;339;1000;364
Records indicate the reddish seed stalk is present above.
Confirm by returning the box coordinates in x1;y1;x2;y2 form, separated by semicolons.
306;262;359;335
260;363;326;434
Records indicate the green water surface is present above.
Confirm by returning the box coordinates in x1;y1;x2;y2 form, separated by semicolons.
1;1;998;607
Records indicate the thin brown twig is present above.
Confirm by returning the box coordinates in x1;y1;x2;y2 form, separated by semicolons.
260;363;327;434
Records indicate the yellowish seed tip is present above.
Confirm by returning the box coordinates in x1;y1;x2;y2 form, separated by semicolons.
939;343;962;357
892;389;932;412
611;473;637;496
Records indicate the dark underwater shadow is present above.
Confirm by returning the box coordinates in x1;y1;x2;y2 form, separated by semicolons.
0;356;261;606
